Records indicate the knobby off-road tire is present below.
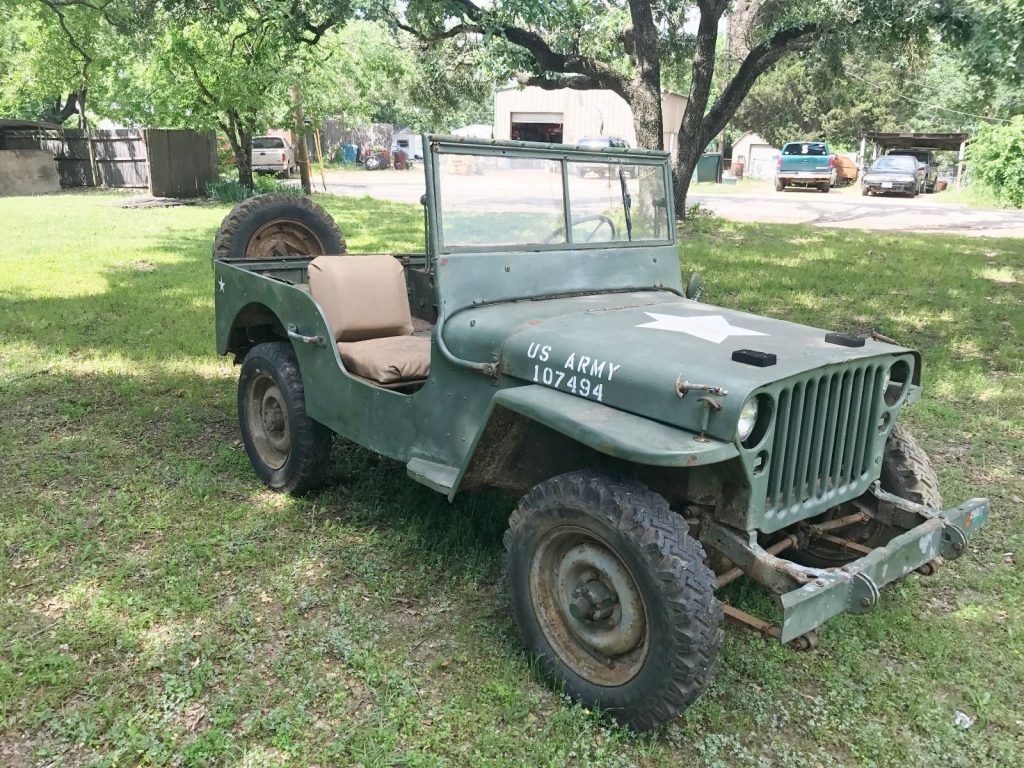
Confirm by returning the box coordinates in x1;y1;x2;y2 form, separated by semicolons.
212;193;345;261
879;422;942;508
504;471;723;731
238;342;332;494
797;423;942;567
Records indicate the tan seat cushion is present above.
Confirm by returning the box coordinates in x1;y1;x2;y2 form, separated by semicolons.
337;336;431;384
308;255;413;342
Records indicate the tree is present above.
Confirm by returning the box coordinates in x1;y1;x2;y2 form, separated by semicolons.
733;45;1021;150
0;0;136;126
400;0;940;214
103;1;350;189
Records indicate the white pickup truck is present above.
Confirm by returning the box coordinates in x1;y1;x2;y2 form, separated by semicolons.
251;136;297;178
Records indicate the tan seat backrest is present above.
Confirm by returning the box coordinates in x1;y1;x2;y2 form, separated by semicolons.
308;255;413;342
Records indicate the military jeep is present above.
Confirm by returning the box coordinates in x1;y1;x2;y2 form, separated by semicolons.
212;136;989;730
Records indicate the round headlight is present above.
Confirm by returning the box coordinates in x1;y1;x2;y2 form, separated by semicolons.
737;398;759;442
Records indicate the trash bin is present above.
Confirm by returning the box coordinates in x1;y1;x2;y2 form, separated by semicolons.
695;154;721;183
341;144;358;164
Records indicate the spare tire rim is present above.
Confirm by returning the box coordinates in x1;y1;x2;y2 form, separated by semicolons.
530;525;649;686
247;218;327;259
246;371;291;469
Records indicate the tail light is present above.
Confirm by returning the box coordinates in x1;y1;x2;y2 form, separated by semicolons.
829;155;836;168
777;155;782;170
281;152;287;163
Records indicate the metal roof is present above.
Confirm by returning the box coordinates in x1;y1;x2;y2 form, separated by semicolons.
861;131;969;151
0;118;63;130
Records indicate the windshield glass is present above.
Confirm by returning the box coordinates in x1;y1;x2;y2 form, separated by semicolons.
567;162;668;242
437;154;566;247
783;142;827;156
435;151;668;249
253;137;285;149
870;156;916;172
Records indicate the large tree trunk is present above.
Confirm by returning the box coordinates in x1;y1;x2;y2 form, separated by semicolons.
625;0;663;150
629;82;663;150
672;1;725;216
237;129;254;191
222;109;254;190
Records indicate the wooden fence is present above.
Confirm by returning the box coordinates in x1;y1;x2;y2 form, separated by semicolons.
146;129;218;198
0;128;217;196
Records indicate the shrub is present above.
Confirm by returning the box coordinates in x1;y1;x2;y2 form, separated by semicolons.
968;116;1024;208
206;174;304;203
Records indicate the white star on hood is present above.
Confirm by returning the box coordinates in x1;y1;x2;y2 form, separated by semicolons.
635;312;767;343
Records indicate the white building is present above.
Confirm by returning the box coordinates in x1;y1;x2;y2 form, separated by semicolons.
393;128;424;160
730;131;779;179
493;86;688;157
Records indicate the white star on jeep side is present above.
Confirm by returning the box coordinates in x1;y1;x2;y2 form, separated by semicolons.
635;312;767;343
218;277;226;293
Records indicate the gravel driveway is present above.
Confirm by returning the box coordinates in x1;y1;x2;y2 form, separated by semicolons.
301;169;1024;238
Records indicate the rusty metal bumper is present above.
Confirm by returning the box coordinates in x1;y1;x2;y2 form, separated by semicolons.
778;493;989;643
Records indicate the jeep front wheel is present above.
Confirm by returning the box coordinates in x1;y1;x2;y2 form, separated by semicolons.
238;342;332;494
504;471;723;730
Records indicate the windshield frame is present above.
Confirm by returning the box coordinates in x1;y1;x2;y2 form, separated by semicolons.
424;135;675;256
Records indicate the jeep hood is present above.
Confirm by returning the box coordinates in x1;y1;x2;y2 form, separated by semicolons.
443;290;914;443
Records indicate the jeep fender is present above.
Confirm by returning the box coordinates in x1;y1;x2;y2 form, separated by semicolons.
450;384;739;499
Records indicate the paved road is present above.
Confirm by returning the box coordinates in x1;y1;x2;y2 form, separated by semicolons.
302;169;1024;238
693;187;1024;238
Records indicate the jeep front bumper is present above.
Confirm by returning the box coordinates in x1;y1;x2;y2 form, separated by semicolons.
709;488;990;644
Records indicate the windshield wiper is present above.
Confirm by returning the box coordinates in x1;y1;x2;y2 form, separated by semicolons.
618;167;633;242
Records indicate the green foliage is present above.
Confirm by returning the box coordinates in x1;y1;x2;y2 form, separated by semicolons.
969;116;1024;208
206;175;303;203
733;44;1021;149
936;0;1024;84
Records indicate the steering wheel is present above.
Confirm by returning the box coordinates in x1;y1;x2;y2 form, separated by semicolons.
543;214;617;244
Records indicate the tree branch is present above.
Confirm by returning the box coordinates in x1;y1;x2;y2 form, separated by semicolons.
700;21;820;145
403;0;630;96
515;72;600;90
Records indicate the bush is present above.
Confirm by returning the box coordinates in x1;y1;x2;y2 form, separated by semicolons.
206;174;305;203
968;116;1024;208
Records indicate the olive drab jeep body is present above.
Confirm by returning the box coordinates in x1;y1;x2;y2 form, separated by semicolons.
213;136;990;730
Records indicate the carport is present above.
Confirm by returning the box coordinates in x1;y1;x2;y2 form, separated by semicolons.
859;131;970;187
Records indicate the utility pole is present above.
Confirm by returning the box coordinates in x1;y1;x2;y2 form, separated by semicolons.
291;84;312;195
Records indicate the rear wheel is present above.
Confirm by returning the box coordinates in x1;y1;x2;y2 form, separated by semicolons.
238;342;332;494
862;186;870;196
775;178;786;192
504;471;723;730
212;194;344;261
820;182;831;193
795;424;941;567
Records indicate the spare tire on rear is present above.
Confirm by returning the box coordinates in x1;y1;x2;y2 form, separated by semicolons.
212;193;345;261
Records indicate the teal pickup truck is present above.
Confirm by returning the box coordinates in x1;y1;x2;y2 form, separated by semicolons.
775;141;835;193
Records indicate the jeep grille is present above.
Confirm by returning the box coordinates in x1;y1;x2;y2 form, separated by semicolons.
766;362;886;516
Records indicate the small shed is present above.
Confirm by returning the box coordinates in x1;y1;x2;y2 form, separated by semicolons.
393;128;425;160
730;131;779;179
493;86;688;157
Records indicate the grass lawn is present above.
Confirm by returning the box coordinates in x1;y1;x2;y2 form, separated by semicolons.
1;191;1021;767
